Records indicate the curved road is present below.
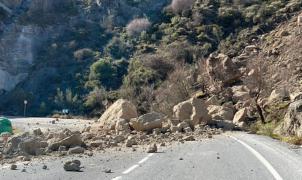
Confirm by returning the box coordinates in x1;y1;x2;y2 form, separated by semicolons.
1;131;302;180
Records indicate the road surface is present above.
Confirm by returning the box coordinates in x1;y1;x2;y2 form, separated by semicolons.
1;132;302;180
9;117;94;133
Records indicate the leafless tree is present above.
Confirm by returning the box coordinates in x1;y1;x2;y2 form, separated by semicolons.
126;18;151;36
244;54;271;124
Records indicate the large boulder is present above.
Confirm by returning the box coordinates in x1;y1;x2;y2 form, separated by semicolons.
231;85;250;102
275;100;302;137
206;53;240;86
130;112;164;132
208;105;234;121
115;119;131;133
48;134;84;151
99;99;138;130
233;108;248;128
267;88;289;104
3;133;47;156
173;97;211;126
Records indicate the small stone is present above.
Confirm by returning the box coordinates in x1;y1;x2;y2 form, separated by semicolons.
146;144;157;153
179;157;183;160
58;146;67;152
68;146;85;154
104;168;112;173
217;156;220;159
42;165;47;170
87;151;93;157
21;169;26;172
183;135;195;141
10;164;17;170
63;160;82;172
160;142;165;147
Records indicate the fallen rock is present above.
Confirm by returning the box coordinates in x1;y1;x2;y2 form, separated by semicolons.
206;53;240;86
10;164;17;170
146;144;157;153
48;134;83;151
233;108;248;128
18;137;47;156
115;119;131;133
33;128;43;136
268;88;290;104
208;105;234;121
99;99;138;130
275;100;302;137
130;112;164;132
63;160;82;172
68;146;85;154
183;135;195;141
173;97;211;126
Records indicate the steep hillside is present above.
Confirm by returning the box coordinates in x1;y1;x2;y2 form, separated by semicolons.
0;0;301;117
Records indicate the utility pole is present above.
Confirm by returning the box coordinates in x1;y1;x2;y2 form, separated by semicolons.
24;100;28;117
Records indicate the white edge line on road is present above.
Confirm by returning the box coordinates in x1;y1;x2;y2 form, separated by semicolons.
112;176;123;180
122;164;139;174
229;135;283;180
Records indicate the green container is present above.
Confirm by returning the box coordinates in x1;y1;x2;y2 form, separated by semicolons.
0;117;13;134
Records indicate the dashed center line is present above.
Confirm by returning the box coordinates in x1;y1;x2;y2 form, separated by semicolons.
112;153;155;180
122;164;139;174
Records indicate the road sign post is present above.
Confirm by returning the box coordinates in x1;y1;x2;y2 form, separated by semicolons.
24;100;28;117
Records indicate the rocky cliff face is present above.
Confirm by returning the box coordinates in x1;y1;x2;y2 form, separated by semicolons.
0;0;62;92
0;0;169;115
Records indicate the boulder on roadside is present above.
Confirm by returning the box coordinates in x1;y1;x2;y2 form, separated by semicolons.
233;108;248;128
231;85;250;102
208;105;234;121
68;146;85;154
146;144;157;153
267;88;290;104
63;160;82;172
173;97;211;126
115;119;131;133
4;133;47;156
206;53;240;86
99;99;138;130
130;112;165;132
275;100;302;137
48;134;83;151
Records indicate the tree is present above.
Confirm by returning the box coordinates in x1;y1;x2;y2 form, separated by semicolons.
244;54;270;124
126;18;151;36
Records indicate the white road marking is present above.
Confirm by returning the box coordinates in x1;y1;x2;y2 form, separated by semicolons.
138;153;154;164
229;135;283;180
113;153;155;179
122;164;139;174
112;176;123;180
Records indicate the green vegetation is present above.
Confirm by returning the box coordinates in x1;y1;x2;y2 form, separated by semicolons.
1;0;302;117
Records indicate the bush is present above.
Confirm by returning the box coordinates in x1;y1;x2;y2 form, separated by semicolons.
170;0;195;14
126;18;151;36
73;48;94;61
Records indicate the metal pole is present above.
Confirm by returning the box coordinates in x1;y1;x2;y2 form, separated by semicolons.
24;100;28;117
24;103;26;117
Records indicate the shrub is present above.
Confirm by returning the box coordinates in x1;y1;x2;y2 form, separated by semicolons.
126;18;151;36
73;48;94;61
170;0;195;14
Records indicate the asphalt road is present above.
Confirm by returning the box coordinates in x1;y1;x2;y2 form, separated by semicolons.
9;117;94;132
1;132;302;180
